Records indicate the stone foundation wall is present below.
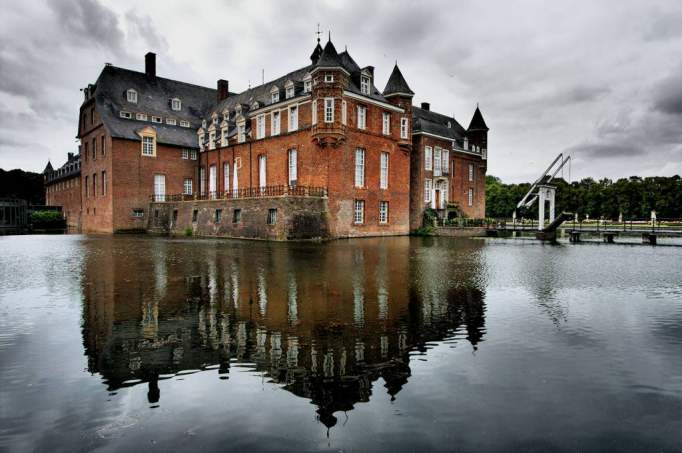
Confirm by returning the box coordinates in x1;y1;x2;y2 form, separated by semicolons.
434;226;487;237
148;196;329;241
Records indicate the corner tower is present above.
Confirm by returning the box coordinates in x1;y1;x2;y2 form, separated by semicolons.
383;64;414;150
310;39;348;147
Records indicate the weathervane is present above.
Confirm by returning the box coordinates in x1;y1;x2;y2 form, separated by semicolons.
316;23;321;44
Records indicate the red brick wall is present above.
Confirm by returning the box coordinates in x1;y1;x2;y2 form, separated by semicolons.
45;176;82;229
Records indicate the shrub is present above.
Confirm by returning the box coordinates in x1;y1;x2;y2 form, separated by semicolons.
30;210;64;228
184;227;193;237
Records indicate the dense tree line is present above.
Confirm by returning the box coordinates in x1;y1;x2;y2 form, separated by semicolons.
486;175;682;220
0;169;45;205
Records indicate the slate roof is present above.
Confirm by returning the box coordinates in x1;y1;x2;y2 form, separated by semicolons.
468;106;489;130
413;106;467;142
315;40;343;68
91;65;217;148
43;161;53;174
45;153;81;183
383;64;414;96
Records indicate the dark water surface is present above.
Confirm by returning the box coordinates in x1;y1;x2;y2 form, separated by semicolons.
1;235;681;452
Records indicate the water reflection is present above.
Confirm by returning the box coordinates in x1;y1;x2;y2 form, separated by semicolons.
82;237;486;429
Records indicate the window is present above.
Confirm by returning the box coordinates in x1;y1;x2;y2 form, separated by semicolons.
468;188;474;206
400;117;409;139
136;112;147;121
151;116;162;123
357;106;366;130
92;173;97;198
324;98;334;123
171;98;181;111
85;175;89;198
192;209;198;222
127;89;137;103
190;150;197;160
208;131;216;150
355;148;365;188
141;136;155;156
463;137;469;150
237;123;246;143
215;209;222;223
424;179;432;203
288;149;297;186
382;112;390;135
271;111;281;136
92;138;96;160
258;155;267;188
166;118;177;126
434;147;442;176
180;120;190;128
442;150;449;173
267;208;277;225
354;200;364;224
101;136;106;156
199;167;206;195
312;100;317;125
256;114;265;139
324;74;334;83
379;201;389;224
304;78;312;93
153;174;165;202
132;209;145;218
233;209;242;223
223;162;230;193
120;111;132;119
425;146;433;171
90;107;95;125
286;86;294;99
172;210;178;223
380;152;389;189
209;165;217;198
288;105;298;132
342;100;347;125
271;91;279;104
101;171;106;196
361;76;370;95
182;149;189;160
468;163;474;182
183;178;193;195
84;142;88;162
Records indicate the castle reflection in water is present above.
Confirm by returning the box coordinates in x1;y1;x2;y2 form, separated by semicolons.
81;237;486;428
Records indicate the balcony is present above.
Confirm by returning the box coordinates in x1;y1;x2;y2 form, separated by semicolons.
311;123;346;147
151;185;328;202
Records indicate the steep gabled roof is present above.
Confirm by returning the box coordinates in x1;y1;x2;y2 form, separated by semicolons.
383;64;414;97
413;106;466;141
468;106;488;131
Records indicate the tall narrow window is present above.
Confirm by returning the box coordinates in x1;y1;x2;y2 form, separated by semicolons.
400;117;409;139
85;176;89;198
361;76;370;95
154;174;165;202
468;188;474;206
171;98;181;111
288;149;297;186
183;178;193;195
312;100;317;125
182;149;189;160
289;105;298;132
259;155;267;189
92;173;97;198
434;147;442;176
101;136;106;156
199;167;206;195
127;89;137;103
209;165;217;198
223;162;230;193
324;98;334;123
424;146;433;171
469;163;474;182
379;201;389;224
92;138;96;160
354;200;364;224
382;112;390;135
232;163;239;194
257;114;265;139
424;179;432;203
271;111;281;135
380;152;389;190
357;106;366;130
142;136;155;156
341;100;347;125
237;123;246;143
442;150;449;173
101;171;106;196
354;149;365;188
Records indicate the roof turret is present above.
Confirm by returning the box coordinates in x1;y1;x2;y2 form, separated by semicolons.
383;64;414;97
468;105;488;131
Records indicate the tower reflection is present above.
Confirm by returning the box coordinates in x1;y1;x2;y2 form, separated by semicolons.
82;237;486;428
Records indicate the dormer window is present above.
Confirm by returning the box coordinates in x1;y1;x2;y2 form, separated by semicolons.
286;86;294;99
237;119;246;143
360;76;370;95
120;111;132;119
271;86;280;104
222;109;229;121
151;116;162;123
166;118;177;126
304;75;312;93
324;74;334;83
447;121;452;128
136;112;147;121
202;119;207;129
180;120;190;128
463;137;469;150
127;89;138;103
171;98;181;111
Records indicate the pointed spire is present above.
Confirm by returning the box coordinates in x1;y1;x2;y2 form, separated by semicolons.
315;38;342;68
383;63;414;97
468;105;488;131
43;160;53;174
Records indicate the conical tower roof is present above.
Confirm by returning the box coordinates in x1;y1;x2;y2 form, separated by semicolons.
310;42;323;64
316;39;342;68
468;106;488;131
383;64;414;97
43;161;53;174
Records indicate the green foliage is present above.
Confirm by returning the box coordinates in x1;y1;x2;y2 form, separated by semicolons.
30;210;64;228
184;227;193;237
422;208;438;227
0;168;44;204
413;226;434;236
486;175;682;220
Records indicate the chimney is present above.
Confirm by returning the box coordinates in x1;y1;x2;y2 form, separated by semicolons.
421;102;430;111
145;52;156;79
217;79;229;102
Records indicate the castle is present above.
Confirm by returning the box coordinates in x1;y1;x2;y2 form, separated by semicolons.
44;38;488;239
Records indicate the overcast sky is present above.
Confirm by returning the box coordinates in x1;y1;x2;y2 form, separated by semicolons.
1;0;681;182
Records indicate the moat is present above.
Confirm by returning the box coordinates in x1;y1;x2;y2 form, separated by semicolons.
1;235;681;452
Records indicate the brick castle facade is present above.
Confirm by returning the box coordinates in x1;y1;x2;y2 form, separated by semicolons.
44;38;488;239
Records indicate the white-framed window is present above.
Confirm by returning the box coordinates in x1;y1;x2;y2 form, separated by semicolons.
286;85;294;99
434;147;442;176
361;76;370;95
126;89;137;103
120;111;132;119
182;149;189;160
304;77;312;93
463;137;469;150
379;201;389;224
357;106;366;130
312;100;317;125
142;136;155;156
223;162;230;193
354;148;365;188
132;209;144;218
288;105;298;132
400;117;408;139
183;178;193;195
209;131;216;150
354;200;364;224
232;162;239;194
221;128;228;146
256;114;265;139
166;118;176;126
180;120;190;128
469;163;474;182
380;152;389;189
258;155;267;188
237;123;246;143
153;174;165;202
424;178;432;203
151;116;162;123
288;149;297;186
271;90;279;104
171;98;181;111
382;112;390;135
136;112;147;121
199;166;206;195
442;150;449;173
209;164;217;198
324;98;334;123
341;100;347;125
468;188;474;206
271;111;281;136
425;146;433;171
190;150;197;160
325;74;334;83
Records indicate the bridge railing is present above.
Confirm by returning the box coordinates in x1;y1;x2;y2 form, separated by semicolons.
567;218;682;233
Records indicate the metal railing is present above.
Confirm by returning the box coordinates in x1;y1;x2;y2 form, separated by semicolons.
151;185;327;202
